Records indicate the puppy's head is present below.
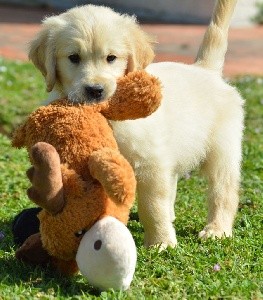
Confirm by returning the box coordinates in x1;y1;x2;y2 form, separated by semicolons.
29;5;155;103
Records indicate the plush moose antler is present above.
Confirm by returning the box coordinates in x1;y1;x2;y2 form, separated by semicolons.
26;142;64;214
12;70;162;290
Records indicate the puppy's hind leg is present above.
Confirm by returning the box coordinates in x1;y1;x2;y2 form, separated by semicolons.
200;118;243;239
169;173;178;222
137;168;178;249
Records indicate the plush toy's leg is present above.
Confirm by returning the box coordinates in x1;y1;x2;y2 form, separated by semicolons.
15;232;52;266
136;169;178;249
102;70;162;121
12;207;42;246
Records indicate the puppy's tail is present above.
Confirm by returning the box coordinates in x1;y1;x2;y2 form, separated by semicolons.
195;0;237;74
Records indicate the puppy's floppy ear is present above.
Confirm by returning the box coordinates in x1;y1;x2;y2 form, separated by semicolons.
28;16;64;92
126;21;155;72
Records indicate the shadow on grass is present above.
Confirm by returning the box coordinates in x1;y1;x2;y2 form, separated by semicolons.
0;255;102;297
0;218;15;252
0;219;102;297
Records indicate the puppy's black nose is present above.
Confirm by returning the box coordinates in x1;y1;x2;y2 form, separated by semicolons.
85;84;104;101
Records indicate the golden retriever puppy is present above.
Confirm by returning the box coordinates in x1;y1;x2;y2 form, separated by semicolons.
29;0;244;248
29;5;154;102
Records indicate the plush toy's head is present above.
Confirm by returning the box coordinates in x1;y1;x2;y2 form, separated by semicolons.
12;70;162;290
25;142;136;290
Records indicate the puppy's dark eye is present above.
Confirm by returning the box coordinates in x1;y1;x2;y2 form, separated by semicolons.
68;54;80;64
75;229;86;237
106;55;117;63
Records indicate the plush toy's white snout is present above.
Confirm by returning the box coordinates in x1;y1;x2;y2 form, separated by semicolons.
76;216;137;291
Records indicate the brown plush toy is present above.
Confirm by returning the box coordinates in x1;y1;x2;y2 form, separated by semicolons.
12;70;161;290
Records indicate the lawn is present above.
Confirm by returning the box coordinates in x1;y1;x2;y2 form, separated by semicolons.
0;58;262;299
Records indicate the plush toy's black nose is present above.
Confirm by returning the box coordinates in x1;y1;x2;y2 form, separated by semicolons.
85;84;104;101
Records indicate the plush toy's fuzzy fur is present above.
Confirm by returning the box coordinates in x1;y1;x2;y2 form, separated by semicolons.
12;70;161;274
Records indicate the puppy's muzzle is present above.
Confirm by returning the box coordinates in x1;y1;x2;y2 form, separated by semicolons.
85;84;104;102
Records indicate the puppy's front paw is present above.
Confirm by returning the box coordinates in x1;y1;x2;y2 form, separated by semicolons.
144;232;177;250
199;223;232;239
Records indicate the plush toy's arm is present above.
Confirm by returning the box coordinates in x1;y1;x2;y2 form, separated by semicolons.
101;70;162;121
88;148;136;209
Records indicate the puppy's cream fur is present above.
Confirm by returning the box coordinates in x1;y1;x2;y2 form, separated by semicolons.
29;0;243;248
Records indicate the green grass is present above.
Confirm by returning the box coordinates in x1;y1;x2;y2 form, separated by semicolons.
0;58;46;136
0;58;262;299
